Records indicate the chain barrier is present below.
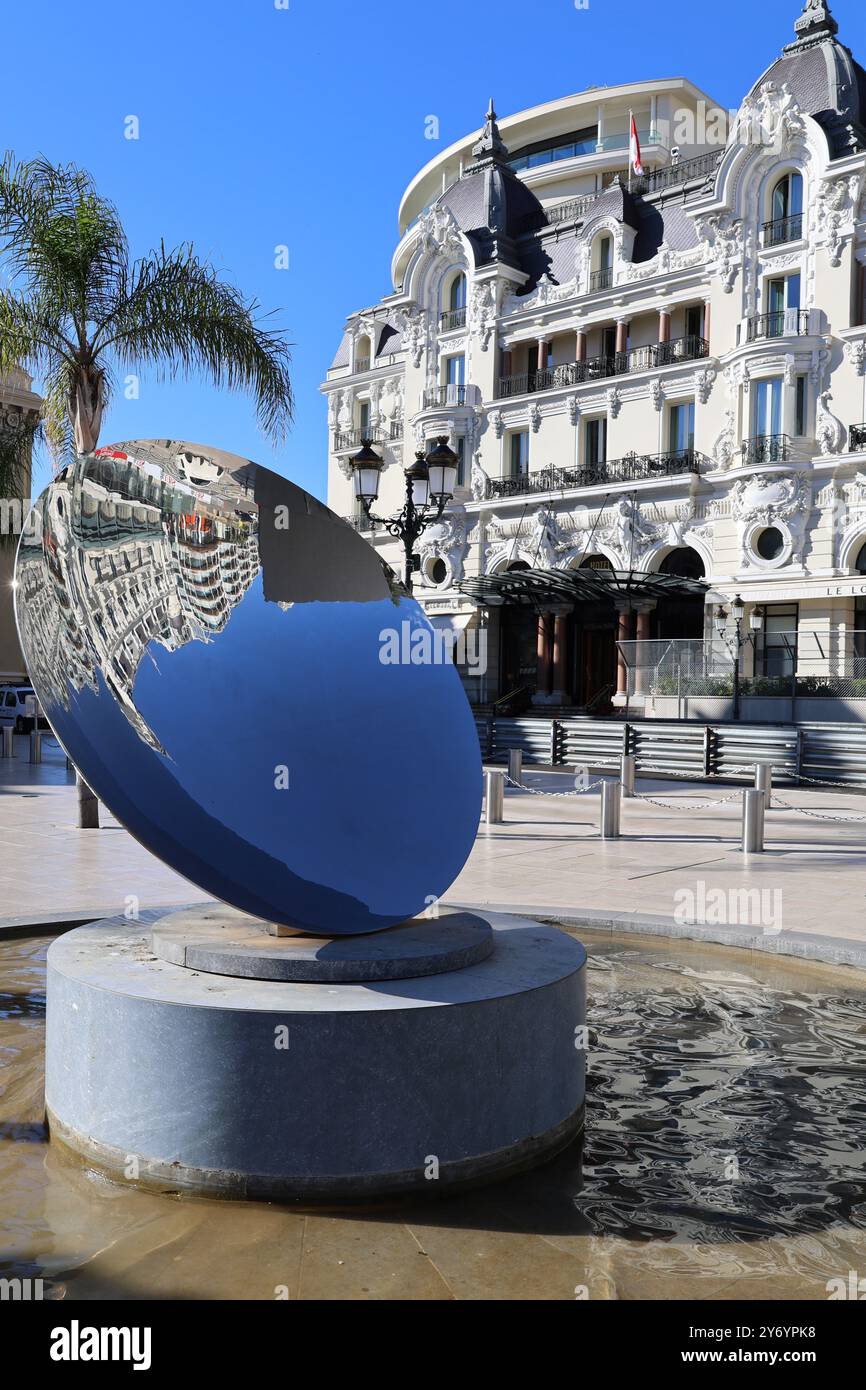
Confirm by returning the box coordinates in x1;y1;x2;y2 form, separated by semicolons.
632;789;745;811
770;794;866;823
504;773;606;798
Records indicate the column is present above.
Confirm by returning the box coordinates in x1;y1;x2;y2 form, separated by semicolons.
552;610;570;702
536;339;549;372
575;330;587;362
615;319;628;356
633;602;656;695
536;612;552;696
501;348;512;380
615;604;633;698
704;299;711;346
658;307;671;344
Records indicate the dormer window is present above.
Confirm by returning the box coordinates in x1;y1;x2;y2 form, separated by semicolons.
764;172;803;247
441;272;467;331
590;235;613;292
355;335;372;373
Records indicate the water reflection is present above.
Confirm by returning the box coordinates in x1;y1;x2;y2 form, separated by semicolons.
1;931;865;1300
14;441;481;934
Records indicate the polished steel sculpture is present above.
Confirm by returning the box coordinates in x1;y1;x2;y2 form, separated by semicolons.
15;441;482;934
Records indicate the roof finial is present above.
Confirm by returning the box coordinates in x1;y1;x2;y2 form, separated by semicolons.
471;98;508;163
789;0;838;48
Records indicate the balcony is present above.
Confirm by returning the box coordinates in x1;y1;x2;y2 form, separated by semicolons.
354;356;371;374
342;515;382;534
422;383;476;409
634;149;723;196
743;310;810;343
484;448;705;500
762;213;804;247
334;420;402;451
850;423;866;451
740;434;790;465
496;336;709;399
439;306;466;332
589;267;613;292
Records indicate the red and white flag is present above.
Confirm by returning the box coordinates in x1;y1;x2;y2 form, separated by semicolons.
629;112;643;177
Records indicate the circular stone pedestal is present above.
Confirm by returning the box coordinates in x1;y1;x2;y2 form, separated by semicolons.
151;904;495;982
45;909;586;1202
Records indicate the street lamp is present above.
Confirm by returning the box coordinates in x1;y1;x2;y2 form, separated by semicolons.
715;595;764;720
349;435;458;592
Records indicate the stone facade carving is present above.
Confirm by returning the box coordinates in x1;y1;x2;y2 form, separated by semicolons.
529;402;542;433
734;81;806;151
816;389;846;455
470;281;497;350
712;408;736;469
844;338;866;376
398;307;427;368
694;365;717;404
471;453;490;501
731;471;811;568
418;508;469;588
606;386;622;419
695;214;742;293
650;377;664;412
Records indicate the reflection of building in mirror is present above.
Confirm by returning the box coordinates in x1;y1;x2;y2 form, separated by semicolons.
16;450;260;751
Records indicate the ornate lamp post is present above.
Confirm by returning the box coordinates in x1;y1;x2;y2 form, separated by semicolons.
715;595;764;720
349;435;458;592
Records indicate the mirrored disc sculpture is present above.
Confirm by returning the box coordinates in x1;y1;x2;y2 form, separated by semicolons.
15;441;482;934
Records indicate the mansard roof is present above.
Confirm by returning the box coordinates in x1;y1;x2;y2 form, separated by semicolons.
744;0;866;156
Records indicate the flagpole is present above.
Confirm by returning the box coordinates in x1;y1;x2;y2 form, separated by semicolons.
627;109;633;194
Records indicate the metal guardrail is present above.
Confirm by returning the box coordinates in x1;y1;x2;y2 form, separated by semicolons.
475;715;866;786
485;448;705;500
762;213;803;246
496;337;708;399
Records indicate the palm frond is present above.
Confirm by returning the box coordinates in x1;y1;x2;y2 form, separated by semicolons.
96;244;294;443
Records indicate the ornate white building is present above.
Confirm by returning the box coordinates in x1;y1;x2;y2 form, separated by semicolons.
323;1;866;715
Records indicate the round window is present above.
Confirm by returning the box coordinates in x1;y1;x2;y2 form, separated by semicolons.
428;557;448;585
755;526;784;561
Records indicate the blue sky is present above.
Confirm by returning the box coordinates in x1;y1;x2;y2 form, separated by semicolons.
3;0;862;501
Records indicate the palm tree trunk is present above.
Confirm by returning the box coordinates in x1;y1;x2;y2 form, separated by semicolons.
70;365;105;455
76;773;99;829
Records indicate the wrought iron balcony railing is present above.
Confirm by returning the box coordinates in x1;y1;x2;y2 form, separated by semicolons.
740;433;790;464
496;336;709;399
744;310;810;342
333;426;383;451
439;306;466;331
589;267;613;292
635;149;723;195
849;423;866;451
484;448;705;500
342;515;382;534
762;213;804;247
422;384;470;409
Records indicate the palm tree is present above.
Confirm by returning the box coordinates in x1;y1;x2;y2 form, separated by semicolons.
0;154;293;457
0;153;295;825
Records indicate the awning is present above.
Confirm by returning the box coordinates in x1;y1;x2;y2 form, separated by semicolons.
457;567;708;608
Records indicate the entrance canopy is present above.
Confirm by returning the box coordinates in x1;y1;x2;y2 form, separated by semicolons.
458;567;709;609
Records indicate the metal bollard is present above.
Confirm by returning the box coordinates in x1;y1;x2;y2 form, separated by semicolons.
621;752;636;799
742;788;765;854
754;762;772;808
1;725;13;758
507;748;523;787
29;730;43;764
485;769;505;825
600;779;621;840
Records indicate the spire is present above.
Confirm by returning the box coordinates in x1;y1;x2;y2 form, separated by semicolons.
785;0;838;52
471;98;508;163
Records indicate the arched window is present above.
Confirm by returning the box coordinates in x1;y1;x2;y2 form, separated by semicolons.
441;272;467;330
659;547;705;580
355;335;371;372
856;541;866;574
767;172;803;245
